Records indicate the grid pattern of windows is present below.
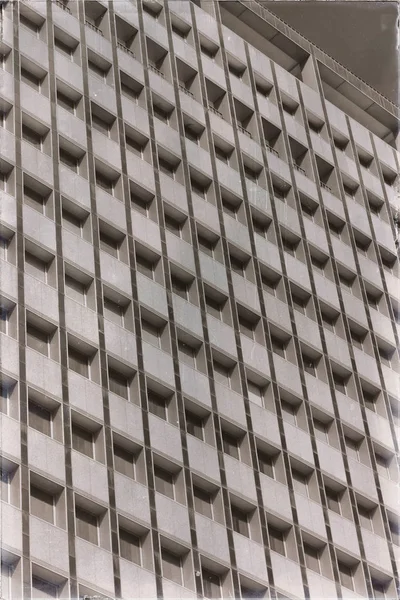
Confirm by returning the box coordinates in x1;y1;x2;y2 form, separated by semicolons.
4;2;399;599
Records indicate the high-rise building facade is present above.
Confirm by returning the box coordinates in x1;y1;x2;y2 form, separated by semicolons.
0;0;399;599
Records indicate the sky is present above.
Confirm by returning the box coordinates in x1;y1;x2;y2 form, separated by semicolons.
262;1;399;106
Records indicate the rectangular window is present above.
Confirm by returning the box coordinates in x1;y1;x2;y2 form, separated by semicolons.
202;570;221;599
325;487;341;514
126;136;144;157
268;526;285;556
239;315;255;339
22;124;43;149
338;563;354;591
68;347;89;378
60;148;79;172
29;401;52;437
24;186;45;214
345;437;360;461
0;385;9;415
136;254;155;279
358;505;373;532
99;231;119;258
161;549;182;585
108;369;129;400
375;453;389;477
141;320;161;348
171;275;188;300
258;451;274;478
21;67;41;91
193;486;212;519
271;336;286;359
1;469;10;504
25;252;47;282
213;361;231;387
178;340;196;368
164;214;182;237
154;466;174;499
57;90;76;113
75;506;99;545
114;444;135;479
198;235;215;258
62;208;83;236
147;390;167;420
71;423;94;458
313;419;328;442
333;373;346;394
54;36;73;59
27;323;50;357
92;113;110;137
292;469;308;496
304;544;320;574
103;298;124;327
222;431;239;460
185;410;204;441
247;381;263;406
88;60;107;81
119;528;141;564
281;400;297;426
96;171;114;194
205;296;222;320
30;485;54;524
32;576;58;599
158;157;176;179
65;275;86;305
231;505;249;537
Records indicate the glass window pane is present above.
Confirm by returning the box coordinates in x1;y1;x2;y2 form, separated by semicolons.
30;486;54;524
222;432;239;460
114;445;135;479
25;252;47;282
65;276;86;305
154;466;174;499
32;576;58;599
148;391;167;420
141;320;161;348
193;486;212;519
304;544;320;573
162;549;182;585
268;527;285;555
119;529;141;564
202;570;221;599
27;324;49;356
109;369;128;399
72;423;93;458
29;401;52;436
76;507;98;544
186;411;203;441
104;298;123;327
68;348;89;378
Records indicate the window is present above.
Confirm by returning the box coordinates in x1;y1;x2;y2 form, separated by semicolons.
88;60;107;81
241;586;265;599
193;486;213;519
333;372;346;394
62;207;84;236
161;549;182;585
147;390;167;420
99;230;120;259
68;347;89;378
29;400;52;437
238;314;255;339
311;254;326;274
185;410;204;440
206;296;223;320
142;319;161;348
54;37;73;59
104;297;125;327
158;157;176;179
114;444;135;479
184;126;200;144
303;356;317;377
202;570;221;599
231;505;249;537
153;104;170;124
230;255;246;276
171;275;189;300
325;487;341;514
313;419;328;442
215;145;229;164
126;135;145;157
25;252;48;283
22;124;43;149
389;519;400;546
375;452;390;477
165;214;182;237
0;236;10;262
222;430;239;460
338;562;354;591
271;335;286;358
282;236;297;257
32;576;58;599
292;293;307;315
136;254;155;280
1;469;10;504
26;323;50;357
358;504;374;532
20;13;40;35
59;148;79;172
304;544;320;573
71;423;94;458
191;179;208;199
261;273;278;296
345;436;360;461
119;528;141;565
268;526;285;556
244;165;258;183
247;381;264;406
75;506;98;545
213;361;231;387
258;450;274;478
0;384;9;415
350;330;364;350
96;170;114;194
21;67;41;91
281;401;297;426
321;312;336;333
198;234;216;258
65;275;87;305
292;469;308;497
372;579;388;599
30;485;54;524
108;368;129;400
0;305;10;336
178;340;197;367
154;465;175;498
24;185;46;214
131;193;151;217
